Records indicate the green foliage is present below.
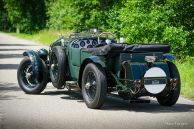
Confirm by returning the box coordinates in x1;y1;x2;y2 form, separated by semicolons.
0;0;9;31
1;0;194;57
3;0;23;32
46;0;121;31
161;27;189;55
46;0;76;30
106;5;122;37
73;0;102;29
117;0;193;57
2;0;46;33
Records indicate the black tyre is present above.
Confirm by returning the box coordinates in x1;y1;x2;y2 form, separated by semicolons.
17;57;48;94
50;46;67;89
82;63;107;109
157;62;181;106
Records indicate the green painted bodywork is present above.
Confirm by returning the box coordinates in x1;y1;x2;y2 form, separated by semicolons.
49;35;173;98
64;41;106;80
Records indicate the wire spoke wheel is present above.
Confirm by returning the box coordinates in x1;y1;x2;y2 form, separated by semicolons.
85;71;97;101
17;57;48;94
82;63;107;109
22;64;40;88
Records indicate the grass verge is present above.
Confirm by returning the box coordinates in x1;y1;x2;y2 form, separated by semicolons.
9;29;72;45
176;57;194;100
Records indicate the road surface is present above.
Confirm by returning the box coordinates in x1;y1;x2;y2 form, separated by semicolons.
0;33;194;129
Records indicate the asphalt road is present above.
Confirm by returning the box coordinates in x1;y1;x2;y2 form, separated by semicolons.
0;33;194;129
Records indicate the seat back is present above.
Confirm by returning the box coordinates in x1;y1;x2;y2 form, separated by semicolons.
71;38;99;48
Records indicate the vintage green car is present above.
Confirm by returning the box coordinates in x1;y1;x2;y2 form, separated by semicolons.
17;32;180;109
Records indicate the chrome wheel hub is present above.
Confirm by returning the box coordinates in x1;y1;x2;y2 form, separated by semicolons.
51;64;57;70
85;82;91;90
26;73;32;79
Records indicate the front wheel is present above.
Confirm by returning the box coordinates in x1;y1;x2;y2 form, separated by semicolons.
17;57;48;94
157;62;181;106
49;46;67;89
82;63;107;109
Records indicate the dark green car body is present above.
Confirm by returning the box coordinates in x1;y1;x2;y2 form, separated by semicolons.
18;32;181;108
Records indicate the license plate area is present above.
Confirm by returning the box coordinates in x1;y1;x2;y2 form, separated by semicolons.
144;77;167;85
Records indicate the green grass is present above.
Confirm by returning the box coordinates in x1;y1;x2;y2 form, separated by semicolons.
9;29;72;45
176;58;194;100
5;30;194;100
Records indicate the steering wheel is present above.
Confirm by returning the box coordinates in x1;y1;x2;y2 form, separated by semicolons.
97;32;117;45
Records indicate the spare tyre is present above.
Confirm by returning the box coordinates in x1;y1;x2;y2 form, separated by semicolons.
156;61;181;106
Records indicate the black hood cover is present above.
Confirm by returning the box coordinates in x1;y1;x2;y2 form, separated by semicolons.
81;44;170;56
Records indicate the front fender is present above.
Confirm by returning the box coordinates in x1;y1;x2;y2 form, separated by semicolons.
23;50;42;79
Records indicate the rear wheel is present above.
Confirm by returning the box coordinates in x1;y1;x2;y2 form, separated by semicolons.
82;63;107;109
157;62;181;106
17;57;48;94
50;46;67;89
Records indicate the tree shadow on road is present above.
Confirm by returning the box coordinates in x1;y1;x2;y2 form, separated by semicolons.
103;97;194;113
0;82;20;92
0;53;21;69
0;44;38;46
0;49;27;51
41;89;194;113
0;64;19;69
42;89;84;102
0;54;23;59
0;82;22;100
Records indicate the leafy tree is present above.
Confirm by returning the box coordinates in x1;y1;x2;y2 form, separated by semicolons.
3;0;46;33
46;0;76;30
117;0;192;57
22;0;47;31
3;0;22;33
0;0;8;31
1;0;194;57
46;0;122;31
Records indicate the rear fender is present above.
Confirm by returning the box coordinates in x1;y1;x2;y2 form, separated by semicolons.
78;56;106;88
88;56;106;67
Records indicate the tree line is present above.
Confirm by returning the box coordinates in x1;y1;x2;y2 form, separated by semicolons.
0;0;193;57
